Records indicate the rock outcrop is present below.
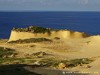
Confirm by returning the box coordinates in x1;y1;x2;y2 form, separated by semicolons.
8;26;88;42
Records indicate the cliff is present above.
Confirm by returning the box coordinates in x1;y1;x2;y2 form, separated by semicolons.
8;26;88;42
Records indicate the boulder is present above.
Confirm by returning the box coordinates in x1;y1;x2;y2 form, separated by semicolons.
58;63;66;69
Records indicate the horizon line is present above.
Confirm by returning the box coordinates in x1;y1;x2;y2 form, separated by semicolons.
0;10;100;12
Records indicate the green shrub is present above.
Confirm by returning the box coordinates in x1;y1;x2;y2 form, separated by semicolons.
0;58;36;64
8;38;52;44
13;26;53;35
0;47;15;57
39;58;59;67
67;58;93;67
39;58;93;67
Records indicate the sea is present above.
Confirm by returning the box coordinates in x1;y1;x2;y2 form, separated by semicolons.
0;11;100;39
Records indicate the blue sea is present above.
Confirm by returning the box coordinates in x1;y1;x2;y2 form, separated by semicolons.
0;12;100;39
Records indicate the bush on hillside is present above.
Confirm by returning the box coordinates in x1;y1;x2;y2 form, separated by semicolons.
0;47;15;58
39;58;93;67
12;26;52;35
8;38;52;44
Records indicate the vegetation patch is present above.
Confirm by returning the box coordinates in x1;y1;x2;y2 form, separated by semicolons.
0;58;37;64
33;51;47;58
39;58;59;67
67;58;93;67
39;58;93;68
54;37;60;40
8;38;52;44
12;26;53;34
0;47;16;58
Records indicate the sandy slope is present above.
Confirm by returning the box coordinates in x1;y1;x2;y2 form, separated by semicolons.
0;36;100;75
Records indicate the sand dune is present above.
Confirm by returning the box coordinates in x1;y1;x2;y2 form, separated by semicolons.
0;27;100;75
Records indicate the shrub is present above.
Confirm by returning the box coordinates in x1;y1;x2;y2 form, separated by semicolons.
39;58;93;67
39;58;59;67
13;26;52;35
8;38;52;44
0;47;15;58
54;37;60;40
67;58;93;67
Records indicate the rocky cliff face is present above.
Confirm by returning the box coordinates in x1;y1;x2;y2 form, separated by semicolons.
8;26;88;42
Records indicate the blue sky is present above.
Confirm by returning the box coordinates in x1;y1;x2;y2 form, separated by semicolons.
0;0;100;11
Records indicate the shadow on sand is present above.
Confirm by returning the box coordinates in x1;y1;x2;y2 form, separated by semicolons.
0;64;90;75
0;64;41;75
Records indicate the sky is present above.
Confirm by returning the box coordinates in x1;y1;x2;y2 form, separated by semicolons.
0;0;100;11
